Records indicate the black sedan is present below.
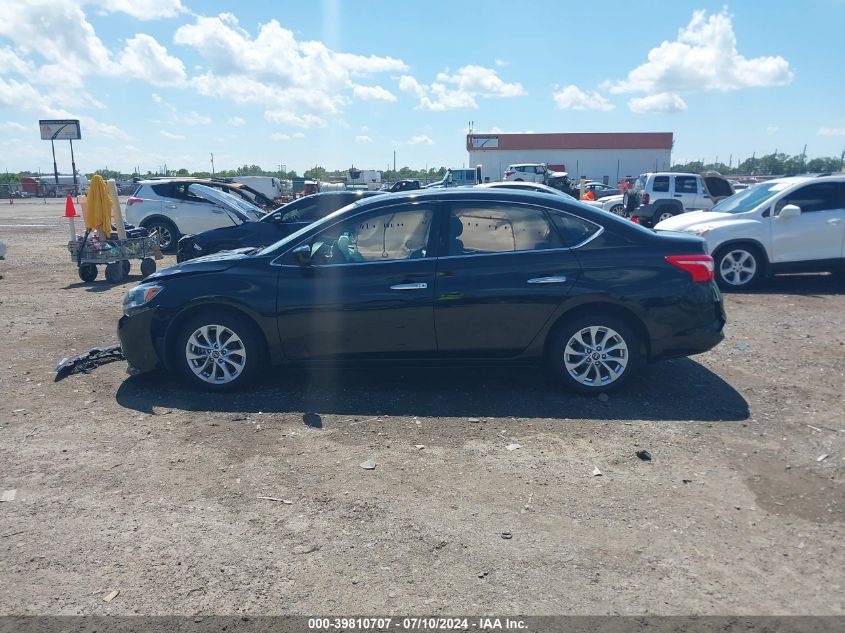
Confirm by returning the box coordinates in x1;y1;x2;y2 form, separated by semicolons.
177;190;382;261
120;188;725;394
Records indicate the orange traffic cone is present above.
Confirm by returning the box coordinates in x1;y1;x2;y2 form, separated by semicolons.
64;195;79;218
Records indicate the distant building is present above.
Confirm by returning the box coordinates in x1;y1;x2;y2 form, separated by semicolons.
467;132;673;183
20;174;88;196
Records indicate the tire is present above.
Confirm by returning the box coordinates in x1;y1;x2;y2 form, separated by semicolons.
122;260;131;275
623;191;638;213
140;258;156;277
514;178;523;182
547;314;641;395
78;264;97;282
174;311;264;391
609;203;625;217
714;244;763;290
104;262;123;283
142;218;178;253
654;207;677;225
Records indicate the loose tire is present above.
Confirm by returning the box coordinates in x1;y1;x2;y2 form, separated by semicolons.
714;244;763;290
175;311;264;391
140;258;156;277
623;191;638;214
547;315;641;394
78;264;97;282
143;218;178;253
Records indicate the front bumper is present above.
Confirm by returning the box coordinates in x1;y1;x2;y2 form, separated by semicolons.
117;309;162;374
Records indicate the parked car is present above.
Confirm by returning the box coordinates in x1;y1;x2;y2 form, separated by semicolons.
475;181;576;199
594;194;626;216
384;179;421;193
584;181;621;199
119;188;725;394
125;179;267;252
624;172;734;227
177;189;383;261
655;174;845;289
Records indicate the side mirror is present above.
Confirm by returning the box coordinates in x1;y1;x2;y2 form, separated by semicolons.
292;244;311;266
779;204;801;219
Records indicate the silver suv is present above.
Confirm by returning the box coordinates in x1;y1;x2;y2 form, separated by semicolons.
624;172;734;227
125;179;265;252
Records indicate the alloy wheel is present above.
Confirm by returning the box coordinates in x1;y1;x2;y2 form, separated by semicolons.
152;225;173;250
185;324;247;385
656;210;675;223
563;325;629;387
719;249;757;286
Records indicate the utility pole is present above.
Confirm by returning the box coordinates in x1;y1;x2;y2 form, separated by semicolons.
69;139;78;195
393;150;396;174
210;152;215;177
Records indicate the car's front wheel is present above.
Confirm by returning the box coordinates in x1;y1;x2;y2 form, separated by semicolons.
609;203;625;216
714;244;762;290
547;315;641;394
175;311;264;391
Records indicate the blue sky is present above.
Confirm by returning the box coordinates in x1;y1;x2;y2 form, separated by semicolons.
1;0;844;175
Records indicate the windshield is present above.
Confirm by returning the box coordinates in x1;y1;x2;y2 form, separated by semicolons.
711;181;794;214
188;184;264;222
255;199;368;256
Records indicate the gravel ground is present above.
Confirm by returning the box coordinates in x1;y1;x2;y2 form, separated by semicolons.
0;199;843;615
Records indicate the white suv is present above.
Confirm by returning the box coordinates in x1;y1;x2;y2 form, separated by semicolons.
655;175;845;289
625;172;734;227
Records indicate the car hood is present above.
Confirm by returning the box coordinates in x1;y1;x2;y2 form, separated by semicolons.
655;210;737;231
147;248;256;280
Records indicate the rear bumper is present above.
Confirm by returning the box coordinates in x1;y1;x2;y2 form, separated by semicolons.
631;203;658;225
117;309;162;374
650;283;726;360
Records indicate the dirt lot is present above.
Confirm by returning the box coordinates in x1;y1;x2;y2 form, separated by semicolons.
1;199;843;616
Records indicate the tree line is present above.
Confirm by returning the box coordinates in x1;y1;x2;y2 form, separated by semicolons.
671;152;844;176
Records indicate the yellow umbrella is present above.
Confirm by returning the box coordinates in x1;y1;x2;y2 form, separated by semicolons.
85;174;113;237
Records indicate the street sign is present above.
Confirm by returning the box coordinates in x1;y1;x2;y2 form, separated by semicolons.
39;119;81;141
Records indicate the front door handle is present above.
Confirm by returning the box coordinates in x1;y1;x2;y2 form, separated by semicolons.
527;276;568;284
827;218;843;225
390;282;428;291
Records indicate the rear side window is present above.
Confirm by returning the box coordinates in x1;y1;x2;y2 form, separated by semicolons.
151;183;172;197
674;176;697;194
651;176;670;193
549;211;601;247
775;182;845;214
448;204;560;255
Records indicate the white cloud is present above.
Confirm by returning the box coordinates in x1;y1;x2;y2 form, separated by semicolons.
183;111;211;125
88;0;187;20
399;65;524;111
118;34;186;86
355;135;373;143
818;127;845;136
0;121;28;131
160;130;185;140
552;85;613;111
604;9;793;104
271;133;292;141
173;13;407;123
766;126;779;134
628;93;688;113
408;135;434;145
352;84;397;102
228;116;246;126
495;59;507;67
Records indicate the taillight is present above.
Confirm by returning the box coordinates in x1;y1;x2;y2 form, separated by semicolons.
642;192;650;204
630;217;640;224
127;196;142;206
505;169;514;176
665;254;715;283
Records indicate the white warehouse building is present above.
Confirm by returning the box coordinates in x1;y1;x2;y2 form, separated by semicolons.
467;132;674;184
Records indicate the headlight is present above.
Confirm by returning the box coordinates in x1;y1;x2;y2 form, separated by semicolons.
686;225;712;236
123;283;163;312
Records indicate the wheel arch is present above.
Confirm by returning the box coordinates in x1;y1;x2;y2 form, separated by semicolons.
712;238;770;273
654;199;684;214
543;301;652;361
161;301;273;371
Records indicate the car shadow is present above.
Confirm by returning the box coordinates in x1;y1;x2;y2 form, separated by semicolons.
62;274;150;293
725;273;845;297
115;357;749;423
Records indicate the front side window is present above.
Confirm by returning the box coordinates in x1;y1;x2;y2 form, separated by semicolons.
674;176;698;194
774;182;844;215
308;207;433;265
448;204;559;256
651;176;670;193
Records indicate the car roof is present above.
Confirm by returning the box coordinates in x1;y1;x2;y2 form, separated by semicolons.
138;178;248;189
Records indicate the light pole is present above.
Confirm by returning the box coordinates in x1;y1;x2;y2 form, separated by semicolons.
210;152;215;177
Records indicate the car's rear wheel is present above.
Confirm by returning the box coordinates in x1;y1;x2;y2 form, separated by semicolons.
714;244;762;290
609;203;625;216
142;218;178;253
547;315;641;394
175;311;264;391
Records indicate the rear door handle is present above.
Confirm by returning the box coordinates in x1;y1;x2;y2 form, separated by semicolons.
527;276;567;284
164;204;177;209
673;194;683;197
390;282;428;290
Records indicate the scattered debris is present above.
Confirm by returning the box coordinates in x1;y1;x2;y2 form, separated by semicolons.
0;490;16;502
501;531;513;540
806;424;822;432
103;590;120;603
292;544;320;555
816;454;830;462
413;445;425;450
592;467;603;477
735;343;749;351
636;450;653;461
682;479;693;484
506;443;521;451
55;344;125;381
360;459;377;470
597;393;609;403
467;417;482;423
477;570;488;578
256;496;293;504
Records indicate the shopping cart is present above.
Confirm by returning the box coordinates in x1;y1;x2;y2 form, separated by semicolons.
68;229;159;283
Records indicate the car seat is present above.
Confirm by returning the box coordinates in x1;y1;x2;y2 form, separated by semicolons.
448;215;464;255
